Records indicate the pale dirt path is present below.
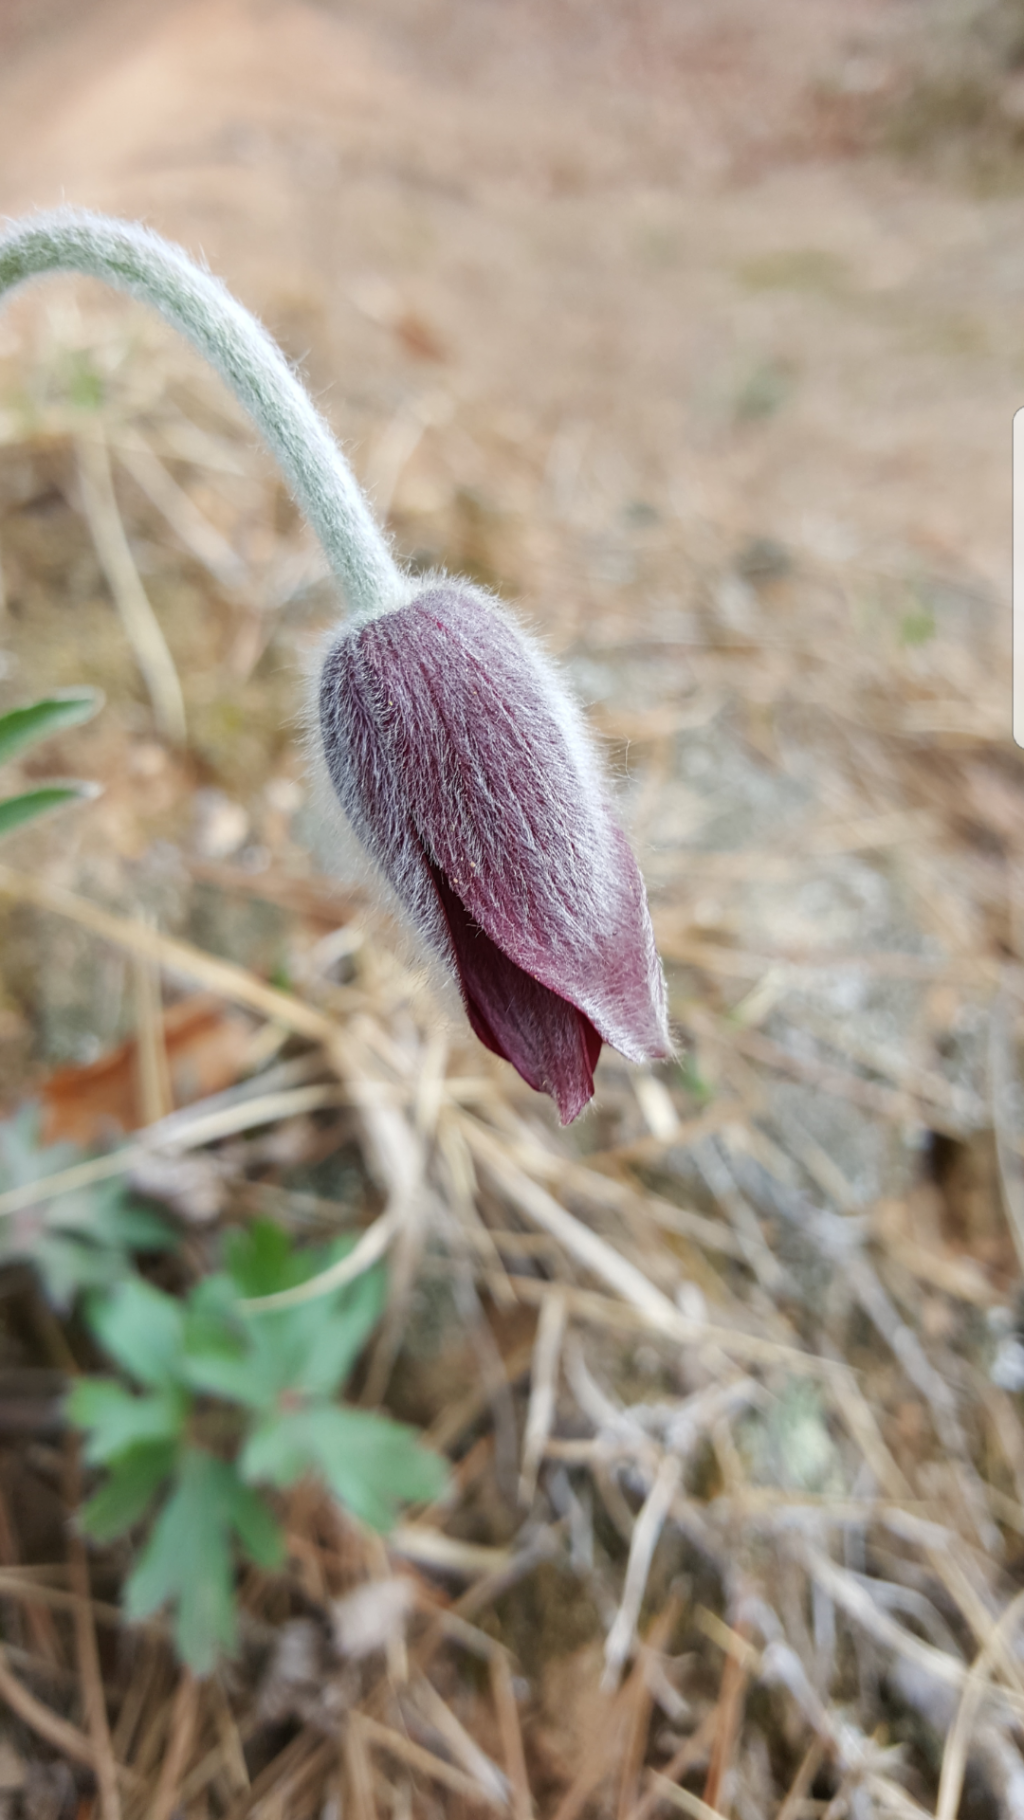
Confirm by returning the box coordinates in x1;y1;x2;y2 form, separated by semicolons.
0;0;1014;628
2;19;1023;1798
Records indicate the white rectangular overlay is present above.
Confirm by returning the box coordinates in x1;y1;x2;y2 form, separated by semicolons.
1016;409;1024;745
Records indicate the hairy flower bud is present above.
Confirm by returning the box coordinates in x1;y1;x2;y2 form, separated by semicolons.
319;585;671;1122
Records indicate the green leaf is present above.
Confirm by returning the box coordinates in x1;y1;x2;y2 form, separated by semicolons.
107;1202;174;1250
180;1277;260;1406
0;1110;174;1307
287;1261;385;1400
48;1182;171;1249
241;1405;448;1532
0;1104;78;1185
225;1220;387;1403
0;691;103;769
28;1234;125;1307
67;1378;187;1464
218;1471;285;1568
79;1441;177;1541
181;1346;261;1405
125;1450;235;1674
88;1279;185;1388
0;784;100;840
225;1220;301;1297
125;1449;283;1675
238;1409;309;1488
2;1193;173;1310
185;1272;239;1326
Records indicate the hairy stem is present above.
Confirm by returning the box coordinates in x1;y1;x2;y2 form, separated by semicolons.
0;209;404;623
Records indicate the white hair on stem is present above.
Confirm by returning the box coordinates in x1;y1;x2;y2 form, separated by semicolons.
0;207;406;624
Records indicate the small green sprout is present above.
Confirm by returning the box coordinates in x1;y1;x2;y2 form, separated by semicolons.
0;688;103;840
69;1219;448;1675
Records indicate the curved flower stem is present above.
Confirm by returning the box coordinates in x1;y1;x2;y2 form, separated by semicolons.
0;208;405;624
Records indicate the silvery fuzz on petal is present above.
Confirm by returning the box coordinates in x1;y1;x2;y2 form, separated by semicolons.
319;584;671;1123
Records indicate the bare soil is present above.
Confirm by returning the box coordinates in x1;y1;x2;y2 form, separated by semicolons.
2;3;1024;1817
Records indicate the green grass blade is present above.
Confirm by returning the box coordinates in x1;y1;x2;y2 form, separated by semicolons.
0;783;101;840
0;690;103;769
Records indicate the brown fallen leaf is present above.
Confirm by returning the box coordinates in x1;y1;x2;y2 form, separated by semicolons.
39;995;258;1146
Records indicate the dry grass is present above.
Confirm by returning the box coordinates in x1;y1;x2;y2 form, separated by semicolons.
0;277;1020;1820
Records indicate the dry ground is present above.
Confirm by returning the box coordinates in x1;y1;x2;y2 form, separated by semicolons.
1;1;1024;1816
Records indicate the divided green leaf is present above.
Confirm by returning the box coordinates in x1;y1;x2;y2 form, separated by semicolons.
125;1449;283;1676
79;1441;178;1542
241;1404;448;1532
69;1217;447;1674
0;1107;174;1306
88;1277;185;1387
223;1217;387;1400
67;1377;187;1463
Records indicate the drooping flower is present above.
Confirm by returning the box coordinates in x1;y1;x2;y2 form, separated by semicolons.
318;584;671;1122
0;212;670;1122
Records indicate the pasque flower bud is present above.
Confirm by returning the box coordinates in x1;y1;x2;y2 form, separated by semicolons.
0;211;672;1121
319;584;671;1122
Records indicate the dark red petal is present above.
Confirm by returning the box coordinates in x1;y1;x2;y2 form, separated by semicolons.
428;859;602;1125
320;589;669;1065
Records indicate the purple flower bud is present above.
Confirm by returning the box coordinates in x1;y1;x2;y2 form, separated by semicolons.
318;585;671;1123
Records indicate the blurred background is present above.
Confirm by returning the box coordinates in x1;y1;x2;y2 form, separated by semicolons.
2;0;1024;1814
